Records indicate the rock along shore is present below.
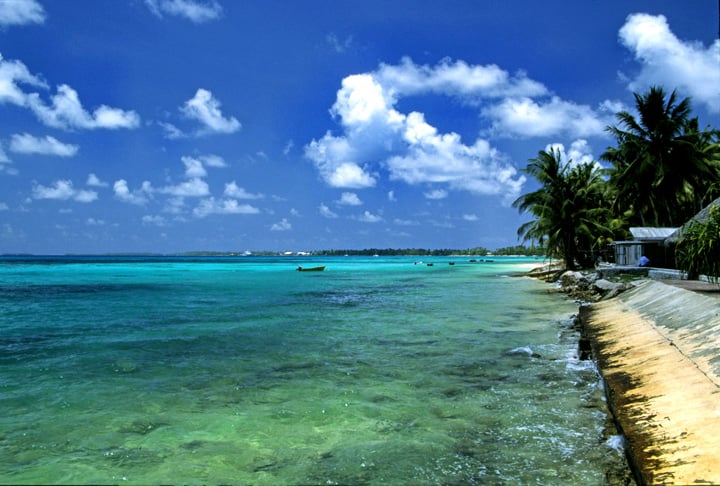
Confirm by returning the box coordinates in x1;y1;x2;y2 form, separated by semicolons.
534;264;720;485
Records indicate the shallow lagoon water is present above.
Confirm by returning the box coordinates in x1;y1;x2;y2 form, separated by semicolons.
0;256;626;484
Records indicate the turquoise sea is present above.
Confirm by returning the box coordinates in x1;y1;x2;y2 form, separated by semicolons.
0;256;628;484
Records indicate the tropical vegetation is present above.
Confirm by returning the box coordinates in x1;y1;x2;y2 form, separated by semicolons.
515;86;720;273
513;148;615;270
675;203;720;283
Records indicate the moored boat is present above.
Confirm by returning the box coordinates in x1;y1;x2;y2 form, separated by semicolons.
297;265;326;272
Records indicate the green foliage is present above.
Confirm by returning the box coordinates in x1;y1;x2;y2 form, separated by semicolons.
513;148;613;270
514;85;719;274
675;204;720;283
312;247;490;256
492;245;546;256
602;86;720;227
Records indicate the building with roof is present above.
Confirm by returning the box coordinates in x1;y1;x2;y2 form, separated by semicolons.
612;227;679;267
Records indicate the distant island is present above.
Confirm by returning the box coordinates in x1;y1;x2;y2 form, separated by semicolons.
180;245;546;257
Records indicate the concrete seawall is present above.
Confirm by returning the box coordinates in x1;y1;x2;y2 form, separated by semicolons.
580;280;720;485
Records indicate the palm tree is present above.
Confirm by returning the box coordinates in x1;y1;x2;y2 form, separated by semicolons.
602;86;720;227
514;148;612;270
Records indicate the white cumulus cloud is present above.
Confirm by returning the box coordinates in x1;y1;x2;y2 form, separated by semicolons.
337;192;362;206
270;218;292;231
160;177;209;197
619;13;720;113
193;197;259;217
114;179;152;205
181;156;207;178
357;210;382;223
86;173;109;187
199;154;227;167
424;189;448;200
145;0;222;23
181;88;241;135
224;181;263;199
10;133;78;157
319;203;338;219
483;96;610;138
543;139;599;170
305;58;531;201
26;84;140;130
0;53;47;105
374;57;548;100
0;0;46;27
32;180;97;202
0;54;140;130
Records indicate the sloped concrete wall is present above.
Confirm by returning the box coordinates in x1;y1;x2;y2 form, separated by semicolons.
581;281;720;485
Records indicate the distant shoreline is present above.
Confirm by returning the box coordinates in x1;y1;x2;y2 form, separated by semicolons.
1;250;546;258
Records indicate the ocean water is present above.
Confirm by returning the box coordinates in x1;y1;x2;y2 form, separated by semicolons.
0;256;627;484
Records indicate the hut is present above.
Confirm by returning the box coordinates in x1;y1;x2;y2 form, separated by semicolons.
613;227;679;267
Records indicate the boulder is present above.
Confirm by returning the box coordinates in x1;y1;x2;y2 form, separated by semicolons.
560;271;585;287
593;279;626;299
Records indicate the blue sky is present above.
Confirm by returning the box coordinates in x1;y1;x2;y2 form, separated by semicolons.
0;0;718;254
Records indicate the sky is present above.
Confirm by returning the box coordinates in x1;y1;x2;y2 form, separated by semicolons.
0;0;718;254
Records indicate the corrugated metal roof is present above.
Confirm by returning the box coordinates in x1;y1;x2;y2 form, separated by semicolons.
629;227;680;240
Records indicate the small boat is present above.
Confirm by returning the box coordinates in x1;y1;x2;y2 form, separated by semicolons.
297;265;325;272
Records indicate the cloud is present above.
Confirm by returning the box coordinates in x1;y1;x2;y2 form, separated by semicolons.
193;197;260;217
224;181;263;199
394;218;418;226
357;210;382;223
181;88;240;135
142;215;167;226
86;173;108;187
10;133;78;157
181;156;207;178
482;96;610;138
543;139;599;170
0;142;10;162
114;179;152;205
32;180;97;202
145;0;223;23
199;154;227;168
0;54;140;130
374;57;548;101
319;203;338;218
619;13;720;113
385;118;525;202
424;189;448;200
160;177;209;197
26;84;140;130
180;154;227;178
337;192;362;206
270;218;292;231
86;217;105;226
463;214;479;221
305;58;532;201
159;121;186;139
0;53;47;105
326;33;353;53
193;197;260;218
0;0;46;27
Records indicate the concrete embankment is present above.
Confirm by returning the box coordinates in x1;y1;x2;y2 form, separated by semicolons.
580;280;720;485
